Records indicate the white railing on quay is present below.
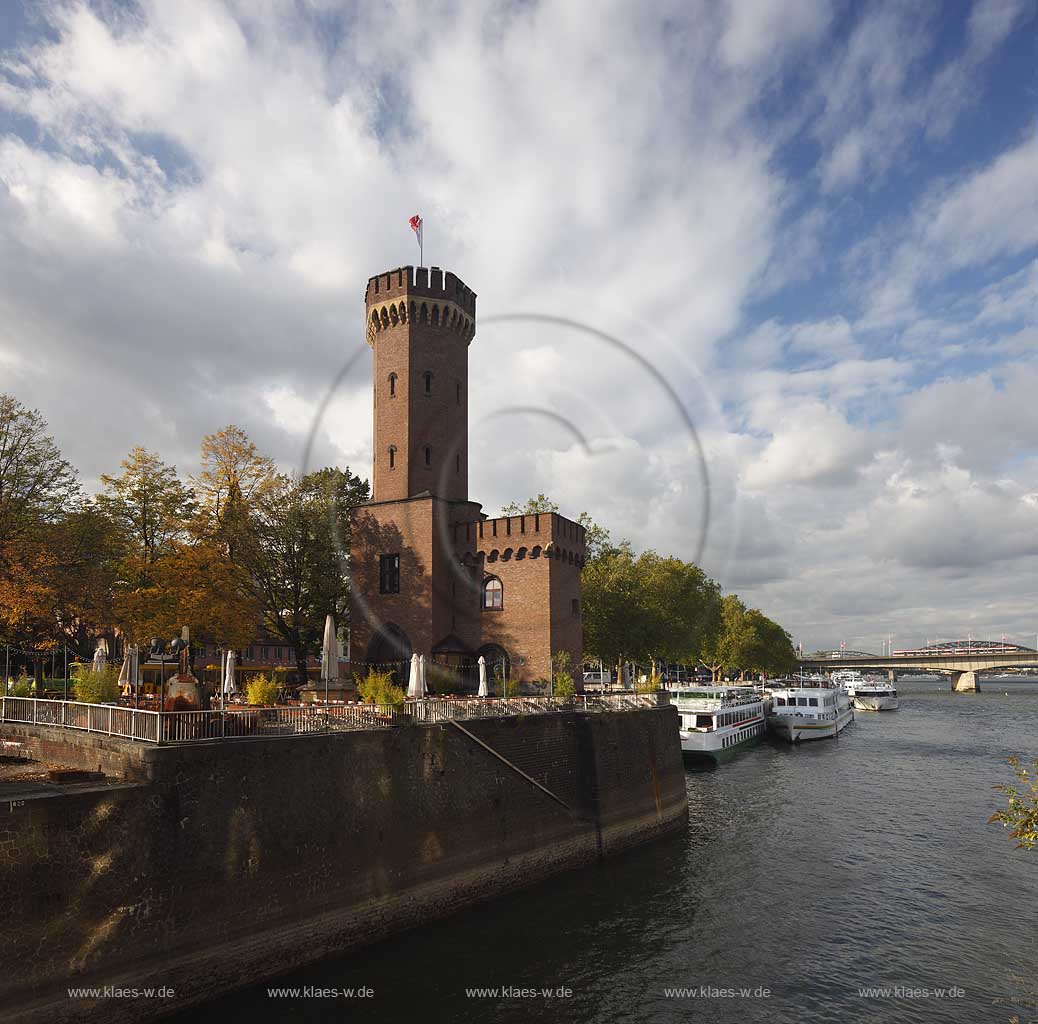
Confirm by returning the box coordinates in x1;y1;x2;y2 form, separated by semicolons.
1;691;669;746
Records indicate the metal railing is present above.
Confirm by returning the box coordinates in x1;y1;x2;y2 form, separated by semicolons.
1;692;669;746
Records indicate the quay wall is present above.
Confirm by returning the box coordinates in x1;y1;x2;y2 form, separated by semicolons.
0;707;686;1023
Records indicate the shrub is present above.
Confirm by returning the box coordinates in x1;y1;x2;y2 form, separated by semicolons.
246;673;279;706
10;678;32;698
634;665;663;695
357;669;406;708
74;667;121;704
552;650;576;700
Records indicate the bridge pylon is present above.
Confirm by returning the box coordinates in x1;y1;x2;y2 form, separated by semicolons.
951;671;980;693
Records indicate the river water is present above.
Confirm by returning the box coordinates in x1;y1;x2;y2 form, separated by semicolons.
178;680;1038;1023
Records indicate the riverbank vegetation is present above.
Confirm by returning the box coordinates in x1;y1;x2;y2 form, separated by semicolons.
990;757;1038;851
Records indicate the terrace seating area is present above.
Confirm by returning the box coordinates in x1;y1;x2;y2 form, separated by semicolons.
0;692;670;745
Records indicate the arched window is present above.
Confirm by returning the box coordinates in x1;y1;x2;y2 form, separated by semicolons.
388;372;397;397
482;576;503;610
530;545;542;558
424;445;431;466
388;445;396;469
424;371;433;395
456;381;461;404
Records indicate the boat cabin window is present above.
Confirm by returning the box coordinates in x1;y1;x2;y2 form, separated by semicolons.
797;697;808;706
808;698;818;706
776;697;786;706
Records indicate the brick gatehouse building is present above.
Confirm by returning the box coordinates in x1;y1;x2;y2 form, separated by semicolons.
349;265;585;687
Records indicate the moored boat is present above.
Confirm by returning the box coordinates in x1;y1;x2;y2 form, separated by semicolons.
767;683;853;743
667;683;767;762
850;679;899;711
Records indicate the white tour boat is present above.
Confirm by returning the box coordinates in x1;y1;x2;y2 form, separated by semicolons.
830;668;864;698
668;683;767;762
767;683;853;743
849;679;899;711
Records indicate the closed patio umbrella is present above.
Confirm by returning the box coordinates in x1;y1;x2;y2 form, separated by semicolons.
407;653;421;698
418;654;427;698
478;655;488;697
321;614;338;705
118;649;131;687
223;649;237;699
92;644;105;674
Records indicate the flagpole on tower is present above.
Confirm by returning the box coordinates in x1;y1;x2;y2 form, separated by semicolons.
409;213;423;267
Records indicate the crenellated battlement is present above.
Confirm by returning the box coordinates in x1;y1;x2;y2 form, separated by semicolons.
365;266;476;347
451;512;587;568
365;266;476;316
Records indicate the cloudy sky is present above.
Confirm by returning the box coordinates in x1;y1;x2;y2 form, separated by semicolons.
1;0;1035;653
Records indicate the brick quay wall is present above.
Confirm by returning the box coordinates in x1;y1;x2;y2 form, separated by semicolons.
1;707;686;1023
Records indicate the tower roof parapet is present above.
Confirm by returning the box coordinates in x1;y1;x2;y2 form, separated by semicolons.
365;265;476;317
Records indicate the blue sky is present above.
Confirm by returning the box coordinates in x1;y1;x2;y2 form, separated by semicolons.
0;0;1035;652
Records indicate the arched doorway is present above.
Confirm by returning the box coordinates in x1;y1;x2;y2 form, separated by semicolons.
477;643;510;683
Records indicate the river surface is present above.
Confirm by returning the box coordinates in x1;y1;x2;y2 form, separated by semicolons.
176;680;1038;1023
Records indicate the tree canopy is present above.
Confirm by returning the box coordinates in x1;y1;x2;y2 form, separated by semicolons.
0;399;370;683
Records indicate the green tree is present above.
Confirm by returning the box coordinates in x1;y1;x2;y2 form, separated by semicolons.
577;511;615;563
96;447;195;564
0;394;79;547
582;542;652;679
501;494;559;515
699;594;751;680
239;466;369;685
637;551;721;667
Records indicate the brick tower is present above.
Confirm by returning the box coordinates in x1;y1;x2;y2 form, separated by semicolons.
350;263;584;687
365;266;476;503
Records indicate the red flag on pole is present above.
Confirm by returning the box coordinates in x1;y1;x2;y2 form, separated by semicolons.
408;214;423;265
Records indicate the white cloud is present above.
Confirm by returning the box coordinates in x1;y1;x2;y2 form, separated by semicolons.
0;0;1033;652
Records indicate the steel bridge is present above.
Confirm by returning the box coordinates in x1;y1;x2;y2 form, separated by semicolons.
798;641;1038;692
